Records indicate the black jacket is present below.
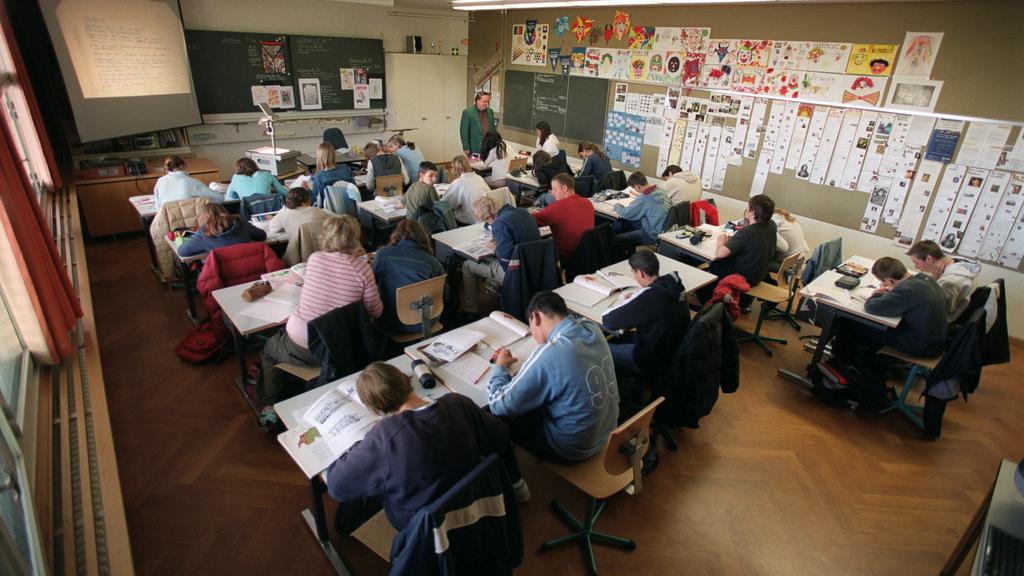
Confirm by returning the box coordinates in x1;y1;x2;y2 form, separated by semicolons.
657;303;739;428
500;238;560;321
534;158;571;188
566;223;613;281
603;272;688;372
307;301;386;387
926;306;985;398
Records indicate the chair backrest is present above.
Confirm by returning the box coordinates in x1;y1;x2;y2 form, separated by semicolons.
663;200;691;231
802;237;843;285
323;127;348;150
487;186;515;209
573;175;595;198
435;161;454;183
241;193;284;221
603;396;664;493
507;157;527;175
375;173;404;197
597;170;627;193
554;149;567;166
283;220;323;266
307;301;386;385
432;201;459;232
501;237;560;321
395;275;446;330
566;223;613;281
776;252;805;295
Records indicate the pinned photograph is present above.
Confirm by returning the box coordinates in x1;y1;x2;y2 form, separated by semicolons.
298;78;322;110
884;77;943;112
279;86;295;109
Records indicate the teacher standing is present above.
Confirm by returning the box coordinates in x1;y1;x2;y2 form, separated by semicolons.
460;91;498;156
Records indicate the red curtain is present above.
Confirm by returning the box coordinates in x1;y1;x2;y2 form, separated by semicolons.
0;3;80;362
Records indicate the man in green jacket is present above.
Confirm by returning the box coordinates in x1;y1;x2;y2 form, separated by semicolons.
460;91;498;156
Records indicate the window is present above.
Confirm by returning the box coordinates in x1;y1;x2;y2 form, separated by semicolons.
0;286;29;433
0;410;45;575
0;35;52;201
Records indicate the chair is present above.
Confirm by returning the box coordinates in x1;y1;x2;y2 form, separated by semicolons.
196;242;285;336
574;175;596;198
765;253;806;331
150;197;207;283
487;186;516;209
307;301;387;387
663;201;691;231
274;363;321;385
323;183;359;217
240;193;284;221
500;238;560;321
876;346;943;430
538;397;665;576
566;224;613;281
596;170;626;194
736;279;790;356
323;127;349;150
507;157;527;175
391;275;446;343
435;161;454;183
374;173;404;197
282;220;322;266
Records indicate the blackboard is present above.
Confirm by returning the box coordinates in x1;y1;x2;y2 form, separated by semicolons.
503;69;608;144
185;30;385;115
289;35;385;111
185;30;292;115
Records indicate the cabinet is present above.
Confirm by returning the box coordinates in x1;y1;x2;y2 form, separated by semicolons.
386;54;468;163
73;158;219;237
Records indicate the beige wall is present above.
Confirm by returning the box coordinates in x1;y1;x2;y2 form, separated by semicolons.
180;0;470;175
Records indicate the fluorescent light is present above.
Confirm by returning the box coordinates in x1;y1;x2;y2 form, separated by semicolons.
454;0;794;9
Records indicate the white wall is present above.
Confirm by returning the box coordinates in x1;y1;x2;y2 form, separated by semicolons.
179;0;469;175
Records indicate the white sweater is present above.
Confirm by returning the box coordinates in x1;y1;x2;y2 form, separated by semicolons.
536;134;561;156
443;172;491;225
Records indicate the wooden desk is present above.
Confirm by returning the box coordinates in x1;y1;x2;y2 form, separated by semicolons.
656;224;723;263
75;158;219;237
432;223;488;265
590;193;635;221
554;254;716;324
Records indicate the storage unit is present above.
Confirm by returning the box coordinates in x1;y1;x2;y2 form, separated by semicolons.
73;158;220;237
386;54;468;163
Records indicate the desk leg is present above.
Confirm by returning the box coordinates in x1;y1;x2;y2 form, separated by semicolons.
140;215;160;281
777;304;836;389
300;476;352;576
179;260;200;325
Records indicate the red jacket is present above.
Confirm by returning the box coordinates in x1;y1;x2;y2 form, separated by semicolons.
197;242;284;326
690;200;719;226
532;194;594;263
707;273;749;321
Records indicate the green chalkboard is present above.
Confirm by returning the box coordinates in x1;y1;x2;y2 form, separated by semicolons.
502;69;608;144
185;30;292;115
185;30;385;115
503;70;535;131
289;35;385;111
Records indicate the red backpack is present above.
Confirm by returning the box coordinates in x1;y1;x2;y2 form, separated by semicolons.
175;318;228;364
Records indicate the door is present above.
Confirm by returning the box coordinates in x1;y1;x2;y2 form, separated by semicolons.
442;56;469;159
387;54;445;163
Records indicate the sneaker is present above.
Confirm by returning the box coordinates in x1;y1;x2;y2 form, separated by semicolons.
512;479;531;504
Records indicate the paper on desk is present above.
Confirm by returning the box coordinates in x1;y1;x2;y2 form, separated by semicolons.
265;283;302;307
445;352;491;385
420;328;485;364
241;297;294;323
476;311;529;348
278;426;338;478
558;282;607;308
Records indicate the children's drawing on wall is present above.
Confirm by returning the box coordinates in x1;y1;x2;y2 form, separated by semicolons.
896;32;943;78
612;11;630;41
843;76;887;106
846;44;898;76
628;26;654;51
572;17;594;43
554;16;570;36
885;77;943;112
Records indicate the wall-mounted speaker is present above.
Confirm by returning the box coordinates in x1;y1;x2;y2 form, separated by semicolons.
406;36;423;54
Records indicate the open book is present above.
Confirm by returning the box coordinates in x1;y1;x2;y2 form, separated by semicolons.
261;263;307;287
417;328;485;364
454;235;494;261
573;271;638;298
474;311;530;348
601;287;645;318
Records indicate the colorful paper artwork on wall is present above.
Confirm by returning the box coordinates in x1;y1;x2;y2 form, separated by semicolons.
629;54;647;81
664;52;683;83
653;27;683;52
731;66;764;93
598;49;616;77
604;111;646;168
705;39;736;66
547;48;560;71
558;55;572;78
761;69;803;98
628;26;655;50
701;64;733;89
511;21;549;67
572;17;594;43
554;16;570;36
612;11;630;41
846;44;898;76
603;24;614;45
645;52;666;83
585;48;600;77
570;47;587;74
896;32;942;78
842;75;888;106
770;41;852;74
733;39;773;68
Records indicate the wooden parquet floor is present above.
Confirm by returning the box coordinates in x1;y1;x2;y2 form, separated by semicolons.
87;236;1024;576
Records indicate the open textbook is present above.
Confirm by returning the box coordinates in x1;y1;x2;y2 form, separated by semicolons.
474;311;530;348
574;270;639;297
261;263;307;286
417;328;485;364
453;234;495;261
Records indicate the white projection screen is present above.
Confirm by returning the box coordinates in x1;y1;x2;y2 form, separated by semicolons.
39;0;201;142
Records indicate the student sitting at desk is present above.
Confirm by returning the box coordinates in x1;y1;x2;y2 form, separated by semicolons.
698;194;777;303
177;202;266;258
258;215;383;403
365;141;410;194
461;196;540;316
488;291;618;462
906;240;981;321
532;174;594;264
268;187;328;240
372;220;445;334
388;135;423;180
226;157;287;200
309;143;354;206
327;362;528;537
611;172;670;255
442;155;491;226
660;165;701;204
828;257;948;408
153;155;222;210
403;161;440;220
535;121;561;156
772;208;810;262
479;131;511;187
529;150;572;208
577;141;612;182
603;251;688;375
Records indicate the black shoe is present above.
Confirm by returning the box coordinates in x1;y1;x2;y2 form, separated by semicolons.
641;449;660;476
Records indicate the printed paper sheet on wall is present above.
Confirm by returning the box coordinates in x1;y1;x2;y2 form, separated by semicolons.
604;112;645;168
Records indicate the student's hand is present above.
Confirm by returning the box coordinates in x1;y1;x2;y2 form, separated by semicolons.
486;241;497;251
716;233;728;246
495;348;517;369
872;285;891;297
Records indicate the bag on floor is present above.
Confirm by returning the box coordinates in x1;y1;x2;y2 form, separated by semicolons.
175;319;228;364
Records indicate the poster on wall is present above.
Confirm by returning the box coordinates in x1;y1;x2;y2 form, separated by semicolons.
841;75;887;106
571;17;594;43
770;41;852;74
604;111;646;168
628;26;655;50
846;44;898;76
511;22;549;67
895;32;943;78
885;77;943;112
298;78;322;110
977;173;1024;262
612;11;630;41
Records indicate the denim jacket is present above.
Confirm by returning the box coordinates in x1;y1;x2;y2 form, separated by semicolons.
372;240;445;333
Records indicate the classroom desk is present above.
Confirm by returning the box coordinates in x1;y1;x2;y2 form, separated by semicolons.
505;172;542;205
356;199;407;248
432;223;489;265
170;232;289;324
589;191;635;221
554;253;716;324
656;224;723;263
129;193;239;280
777;255;901;389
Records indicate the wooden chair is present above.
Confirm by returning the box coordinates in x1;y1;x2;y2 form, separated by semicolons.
507;157;528;175
391;275;446;343
374;173;404;197
877;347;942;429
765;253;806;331
435;160;454;183
736;256;800;356
538;396;664;576
275;362;321;384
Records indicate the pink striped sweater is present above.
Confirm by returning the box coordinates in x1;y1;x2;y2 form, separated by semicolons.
285;250;383;348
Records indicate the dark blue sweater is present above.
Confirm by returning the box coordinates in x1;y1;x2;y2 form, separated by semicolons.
312;165;355;206
177;220;267;258
578;154;612;181
372;240;445;333
326;393;510;531
492;204;540;271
